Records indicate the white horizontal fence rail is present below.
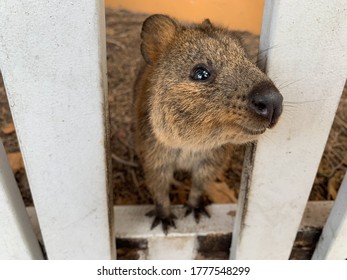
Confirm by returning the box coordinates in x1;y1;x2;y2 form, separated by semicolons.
24;201;333;260
0;141;43;259
230;0;347;259
312;172;347;260
0;1;115;259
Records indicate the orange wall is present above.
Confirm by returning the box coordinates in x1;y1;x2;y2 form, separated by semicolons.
105;0;264;35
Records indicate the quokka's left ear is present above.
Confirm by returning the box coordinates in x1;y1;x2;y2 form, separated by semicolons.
140;14;179;65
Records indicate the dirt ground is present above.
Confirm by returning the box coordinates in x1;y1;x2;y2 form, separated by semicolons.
0;9;346;207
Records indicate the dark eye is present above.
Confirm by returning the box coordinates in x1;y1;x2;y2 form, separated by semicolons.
190;64;212;81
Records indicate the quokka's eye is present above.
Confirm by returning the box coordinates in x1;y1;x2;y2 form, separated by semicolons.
190;64;213;81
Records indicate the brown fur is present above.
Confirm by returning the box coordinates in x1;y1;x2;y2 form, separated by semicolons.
134;15;283;233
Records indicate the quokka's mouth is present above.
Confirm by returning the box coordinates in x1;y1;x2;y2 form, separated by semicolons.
237;125;266;135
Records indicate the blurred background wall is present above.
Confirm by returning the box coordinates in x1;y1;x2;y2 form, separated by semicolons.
105;0;265;35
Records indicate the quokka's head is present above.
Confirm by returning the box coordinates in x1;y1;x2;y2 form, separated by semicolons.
140;14;283;149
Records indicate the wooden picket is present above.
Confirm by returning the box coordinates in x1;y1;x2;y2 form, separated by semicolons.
0;0;115;259
230;0;347;259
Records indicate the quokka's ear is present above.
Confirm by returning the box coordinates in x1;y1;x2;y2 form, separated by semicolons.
201;18;213;29
141;14;179;65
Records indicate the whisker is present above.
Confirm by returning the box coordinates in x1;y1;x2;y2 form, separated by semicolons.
257;44;279;56
270;75;280;84
251;44;280;62
259;131;276;145
284;99;328;105
282;108;296;115
284;104;297;110
255;56;266;65
283;104;299;113
278;78;304;91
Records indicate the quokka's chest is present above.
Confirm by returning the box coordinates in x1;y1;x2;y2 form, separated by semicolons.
172;149;201;170
174;148;221;171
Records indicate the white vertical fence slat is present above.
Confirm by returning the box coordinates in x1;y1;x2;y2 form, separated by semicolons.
0;1;114;259
312;173;347;260
0;141;43;259
230;0;347;259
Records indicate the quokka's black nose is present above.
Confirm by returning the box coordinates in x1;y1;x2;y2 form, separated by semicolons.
248;82;283;127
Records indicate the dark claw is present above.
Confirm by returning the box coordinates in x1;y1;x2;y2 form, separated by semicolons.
184;204;210;223
199;206;211;218
145;209;177;235
151;216;161;229
145;209;156;217
184;206;193;217
184;197;211;223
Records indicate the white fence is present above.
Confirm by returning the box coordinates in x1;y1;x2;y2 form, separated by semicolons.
0;0;346;260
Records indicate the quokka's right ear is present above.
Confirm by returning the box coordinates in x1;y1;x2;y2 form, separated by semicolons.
141;14;179;65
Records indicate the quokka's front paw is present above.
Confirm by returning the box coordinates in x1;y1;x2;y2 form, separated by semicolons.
184;196;211;223
145;209;177;235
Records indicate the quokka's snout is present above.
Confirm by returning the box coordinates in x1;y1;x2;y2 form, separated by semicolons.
247;81;283;128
